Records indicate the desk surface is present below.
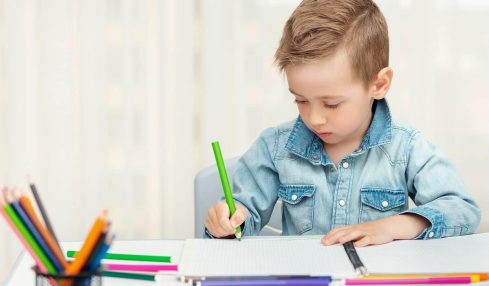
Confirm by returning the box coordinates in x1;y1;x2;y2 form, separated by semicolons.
5;236;489;286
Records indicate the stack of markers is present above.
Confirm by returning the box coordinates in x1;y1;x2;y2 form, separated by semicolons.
0;182;114;285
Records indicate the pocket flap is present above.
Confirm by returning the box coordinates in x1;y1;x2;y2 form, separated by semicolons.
360;188;406;211
278;184;316;205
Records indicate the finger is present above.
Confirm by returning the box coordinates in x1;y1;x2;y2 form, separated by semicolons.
208;203;232;237
353;236;372;247
204;208;221;237
216;203;235;234
230;205;248;228
321;226;351;245
337;229;365;244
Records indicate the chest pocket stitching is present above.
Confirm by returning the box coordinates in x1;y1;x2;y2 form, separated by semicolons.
360;188;406;211
278;184;316;205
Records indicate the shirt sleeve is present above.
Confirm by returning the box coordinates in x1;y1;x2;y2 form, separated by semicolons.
231;127;281;237
403;131;481;239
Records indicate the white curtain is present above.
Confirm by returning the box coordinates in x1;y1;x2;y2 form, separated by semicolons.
1;0;489;281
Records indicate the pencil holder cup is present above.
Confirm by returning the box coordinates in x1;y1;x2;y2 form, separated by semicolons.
33;267;102;286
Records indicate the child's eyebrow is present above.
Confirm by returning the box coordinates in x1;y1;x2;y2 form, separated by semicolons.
288;88;342;99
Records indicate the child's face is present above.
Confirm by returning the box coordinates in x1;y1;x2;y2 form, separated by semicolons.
285;50;386;148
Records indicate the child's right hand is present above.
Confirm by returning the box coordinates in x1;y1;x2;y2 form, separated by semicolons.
205;201;248;238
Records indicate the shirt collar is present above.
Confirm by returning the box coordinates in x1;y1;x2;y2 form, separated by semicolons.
285;99;392;164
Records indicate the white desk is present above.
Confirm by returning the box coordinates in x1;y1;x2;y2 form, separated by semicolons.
5;235;489;286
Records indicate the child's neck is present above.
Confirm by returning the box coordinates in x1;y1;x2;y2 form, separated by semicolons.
323;141;360;167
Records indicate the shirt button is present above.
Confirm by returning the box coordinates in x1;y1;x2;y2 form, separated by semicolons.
312;155;319;161
291;194;298;201
428;231;434;238
381;200;389;208
338;199;346;207
342;161;349;169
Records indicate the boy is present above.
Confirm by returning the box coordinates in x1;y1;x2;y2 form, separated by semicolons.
204;0;480;246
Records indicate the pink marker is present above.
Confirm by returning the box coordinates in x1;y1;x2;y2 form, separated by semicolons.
345;277;472;285
104;263;178;272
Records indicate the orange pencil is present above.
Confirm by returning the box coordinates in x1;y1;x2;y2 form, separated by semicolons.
65;210;107;275
17;190;68;270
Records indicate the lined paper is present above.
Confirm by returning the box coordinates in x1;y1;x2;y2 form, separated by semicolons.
178;233;489;279
178;236;355;278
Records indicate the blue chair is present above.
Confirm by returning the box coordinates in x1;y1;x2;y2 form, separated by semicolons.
194;157;282;238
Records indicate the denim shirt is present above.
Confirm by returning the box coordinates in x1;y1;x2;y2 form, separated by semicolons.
225;99;480;239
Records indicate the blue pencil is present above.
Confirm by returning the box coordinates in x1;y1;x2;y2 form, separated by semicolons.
88;234;114;272
199;277;331;286
11;200;64;272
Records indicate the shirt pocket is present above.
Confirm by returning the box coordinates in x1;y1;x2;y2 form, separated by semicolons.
360;187;407;223
278;184;316;235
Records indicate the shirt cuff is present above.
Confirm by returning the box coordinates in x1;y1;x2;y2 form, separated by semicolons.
401;206;444;240
204;222;246;239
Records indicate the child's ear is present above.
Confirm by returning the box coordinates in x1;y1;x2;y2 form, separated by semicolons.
371;67;393;100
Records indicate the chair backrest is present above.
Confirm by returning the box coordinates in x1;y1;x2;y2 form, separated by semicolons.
194;157;282;237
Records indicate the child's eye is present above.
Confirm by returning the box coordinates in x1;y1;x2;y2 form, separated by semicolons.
294;99;307;104
324;103;339;109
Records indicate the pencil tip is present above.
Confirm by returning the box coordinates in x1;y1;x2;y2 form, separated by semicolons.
235;232;242;240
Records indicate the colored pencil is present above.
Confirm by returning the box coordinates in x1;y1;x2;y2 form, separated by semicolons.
17;190;68;270
198;277;331;286
104;263;178;272
365;273;488;283
9;193;64;272
211;141;242;240
0;188;49;273
1;188;57;274
87;234;114;272
101;270;155;281
343;241;368;276
82;222;110;271
29;178;61;249
66;251;172;263
345;276;472;285
199;280;330;286
65;210;107;274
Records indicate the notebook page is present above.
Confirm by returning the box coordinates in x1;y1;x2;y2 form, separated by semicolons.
178;236;356;278
359;232;489;274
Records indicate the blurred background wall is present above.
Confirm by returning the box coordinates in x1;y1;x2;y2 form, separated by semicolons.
1;0;488;281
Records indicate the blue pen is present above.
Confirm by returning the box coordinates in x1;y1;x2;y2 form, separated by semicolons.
11;200;64;272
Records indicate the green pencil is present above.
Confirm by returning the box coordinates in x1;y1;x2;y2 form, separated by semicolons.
211;141;242;240
3;204;57;274
66;251;171;263
102;271;154;281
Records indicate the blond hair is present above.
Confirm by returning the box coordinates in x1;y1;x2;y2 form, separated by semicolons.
274;0;389;87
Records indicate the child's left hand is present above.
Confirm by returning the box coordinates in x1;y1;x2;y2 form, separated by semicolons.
321;214;430;247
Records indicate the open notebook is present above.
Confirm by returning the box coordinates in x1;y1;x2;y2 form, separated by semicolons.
178;233;489;279
178;236;356;278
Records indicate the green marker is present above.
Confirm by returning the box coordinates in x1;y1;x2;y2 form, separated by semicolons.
211;141;242;240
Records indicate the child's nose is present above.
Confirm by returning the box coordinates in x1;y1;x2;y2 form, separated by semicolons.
309;109;327;128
